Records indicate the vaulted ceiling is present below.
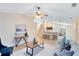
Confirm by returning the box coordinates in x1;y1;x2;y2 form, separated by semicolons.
0;3;79;24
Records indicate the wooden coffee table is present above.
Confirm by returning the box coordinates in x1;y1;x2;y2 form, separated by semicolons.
26;39;44;56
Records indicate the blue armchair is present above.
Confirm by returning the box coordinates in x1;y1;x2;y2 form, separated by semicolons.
0;38;13;56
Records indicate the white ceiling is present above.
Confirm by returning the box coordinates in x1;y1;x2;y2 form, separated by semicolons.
0;3;79;24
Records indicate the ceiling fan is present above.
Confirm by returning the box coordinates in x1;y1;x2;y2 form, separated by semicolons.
24;5;48;19
34;6;48;19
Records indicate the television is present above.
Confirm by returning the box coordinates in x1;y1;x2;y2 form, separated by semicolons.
46;27;53;30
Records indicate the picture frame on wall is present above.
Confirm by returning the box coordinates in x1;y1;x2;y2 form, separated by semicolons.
15;24;26;36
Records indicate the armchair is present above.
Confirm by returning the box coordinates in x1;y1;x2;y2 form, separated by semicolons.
0;38;13;56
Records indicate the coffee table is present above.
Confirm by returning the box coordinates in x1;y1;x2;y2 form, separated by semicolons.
26;39;44;56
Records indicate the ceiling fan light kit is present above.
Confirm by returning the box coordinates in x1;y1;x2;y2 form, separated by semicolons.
35;6;48;19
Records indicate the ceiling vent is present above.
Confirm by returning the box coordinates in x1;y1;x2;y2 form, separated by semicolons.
72;3;77;7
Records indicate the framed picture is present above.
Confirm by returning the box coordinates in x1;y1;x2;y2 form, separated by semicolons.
15;24;26;35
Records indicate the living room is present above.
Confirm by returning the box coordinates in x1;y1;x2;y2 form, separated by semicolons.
0;3;79;56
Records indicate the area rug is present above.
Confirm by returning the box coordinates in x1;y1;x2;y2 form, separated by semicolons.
12;44;55;56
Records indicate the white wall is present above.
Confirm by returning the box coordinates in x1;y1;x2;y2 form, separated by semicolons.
54;23;72;40
0;12;74;46
44;20;72;40
0;13;37;46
